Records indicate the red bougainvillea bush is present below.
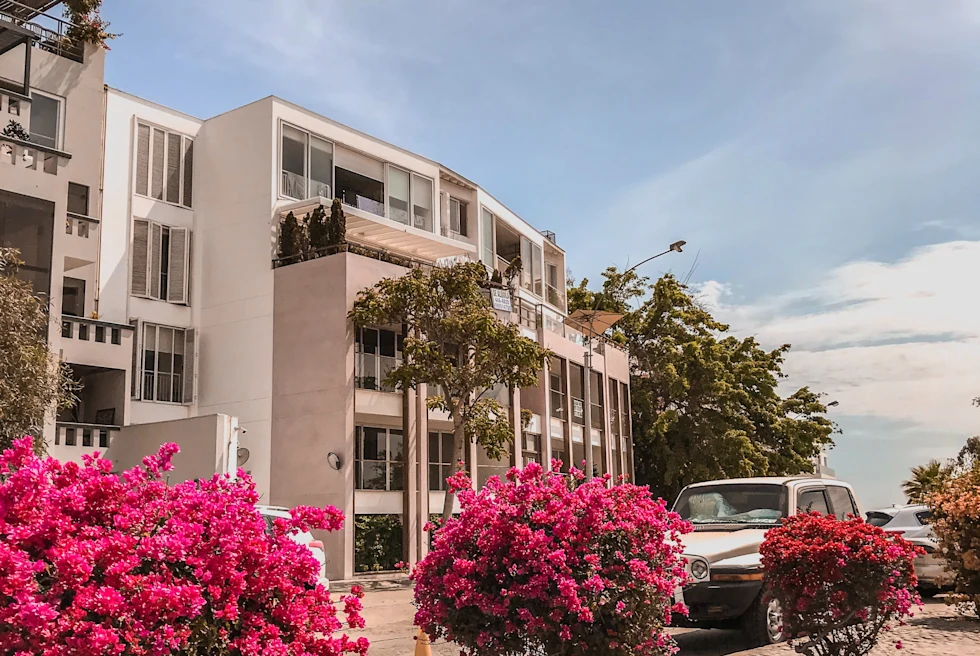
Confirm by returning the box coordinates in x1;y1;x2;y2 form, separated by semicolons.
0;437;368;656
412;462;691;656
760;512;921;656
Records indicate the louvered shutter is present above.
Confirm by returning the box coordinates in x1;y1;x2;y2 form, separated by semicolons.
151;128;165;200
136;124;150;196
166;132;181;204
131;219;150;296
149;222;162;300
182;138;193;208
182;328;196;404
129;318;141;399
167;227;189;304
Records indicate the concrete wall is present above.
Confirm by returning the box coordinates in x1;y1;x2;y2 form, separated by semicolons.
194;98;276;499
106;414;234;483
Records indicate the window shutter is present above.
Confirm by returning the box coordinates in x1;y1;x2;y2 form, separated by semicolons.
183;328;197;404
129;318;141;399
149;222;162;300
131;219;150;296
167;227;189;304
151;128;165;200
136;123;150;196
182;138;193;208
166;132;181;204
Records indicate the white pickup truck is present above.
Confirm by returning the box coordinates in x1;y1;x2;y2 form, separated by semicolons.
671;476;862;646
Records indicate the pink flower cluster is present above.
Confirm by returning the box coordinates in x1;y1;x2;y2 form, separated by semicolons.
761;512;922;654
0;437;368;656
412;462;691;656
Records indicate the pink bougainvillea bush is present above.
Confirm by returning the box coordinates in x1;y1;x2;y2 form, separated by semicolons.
760;512;921;656
0;437;368;656
412;462;691;656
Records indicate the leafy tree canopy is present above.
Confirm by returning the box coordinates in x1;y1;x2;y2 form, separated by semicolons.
349;261;549;519
569;269;835;500
0;249;78;453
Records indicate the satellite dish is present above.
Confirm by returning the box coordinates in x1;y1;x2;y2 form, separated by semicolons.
237;447;250;466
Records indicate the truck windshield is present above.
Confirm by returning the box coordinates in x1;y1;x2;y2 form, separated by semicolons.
674;484;788;526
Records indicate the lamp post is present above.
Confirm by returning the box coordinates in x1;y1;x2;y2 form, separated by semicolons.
572;240;686;480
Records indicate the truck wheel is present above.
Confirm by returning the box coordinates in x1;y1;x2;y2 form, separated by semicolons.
743;594;784;647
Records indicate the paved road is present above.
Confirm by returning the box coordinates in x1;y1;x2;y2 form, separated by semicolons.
347;586;756;656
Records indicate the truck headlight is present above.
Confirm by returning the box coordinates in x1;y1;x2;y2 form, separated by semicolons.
691;560;708;580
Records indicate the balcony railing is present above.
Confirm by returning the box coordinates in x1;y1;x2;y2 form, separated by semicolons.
546;283;565;312
55;422;119;450
0;135;70;175
0;1;84;62
61;316;125;345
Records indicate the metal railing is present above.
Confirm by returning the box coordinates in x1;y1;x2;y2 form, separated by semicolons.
0;1;84;62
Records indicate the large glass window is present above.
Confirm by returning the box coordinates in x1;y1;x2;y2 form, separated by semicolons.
68;183;89;216
336;146;385;216
281;125;308;199
428;431;455;491
571;425;586;473
141;324;187;403
523;432;541;464
531;242;543;297
549;356;566;420
589;370;604;430
609;379;621;480
355;426;404;491
477;441;511;489
135;123;193;207
388;166;411;225
355;327;403;392
411;174;433;231
569;363;585;426
30;92;61;149
449;198;468;236
310;136;333;198
0;190;55;296
481;208;494;269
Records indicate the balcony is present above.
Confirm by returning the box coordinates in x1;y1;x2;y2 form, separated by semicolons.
276;197;476;265
63;211;99;269
0;135;70;176
54;422;118;451
60;317;134;370
0;1;84;63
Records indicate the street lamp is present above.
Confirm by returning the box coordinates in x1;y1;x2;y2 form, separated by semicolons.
564;241;686;479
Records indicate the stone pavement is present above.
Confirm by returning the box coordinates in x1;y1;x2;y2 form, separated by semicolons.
742;600;979;656
342;586;977;656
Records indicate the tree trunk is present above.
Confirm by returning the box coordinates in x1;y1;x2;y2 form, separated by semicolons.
441;412;467;522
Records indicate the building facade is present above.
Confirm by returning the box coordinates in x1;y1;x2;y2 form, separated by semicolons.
1;2;633;580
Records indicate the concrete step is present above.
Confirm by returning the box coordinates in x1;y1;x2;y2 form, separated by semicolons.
329;571;412;593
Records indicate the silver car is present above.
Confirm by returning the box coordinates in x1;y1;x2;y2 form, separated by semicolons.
866;504;952;597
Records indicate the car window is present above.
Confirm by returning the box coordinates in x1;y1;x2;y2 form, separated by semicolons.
798;489;830;515
827;486;859;520
914;510;933;525
866;511;895;527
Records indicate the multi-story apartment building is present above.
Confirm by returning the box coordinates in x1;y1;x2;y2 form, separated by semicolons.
2;1;633;580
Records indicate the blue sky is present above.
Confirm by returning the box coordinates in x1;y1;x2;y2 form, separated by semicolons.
103;0;980;509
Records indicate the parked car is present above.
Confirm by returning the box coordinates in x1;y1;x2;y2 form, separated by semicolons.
671;476;862;647
257;505;329;587
865;504;953;597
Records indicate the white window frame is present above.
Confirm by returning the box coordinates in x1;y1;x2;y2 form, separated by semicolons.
139;323;190;405
131;218;190;305
383;165;434;232
448;197;467;237
355;326;403;393
278;121;335;201
355;426;404;491
29;89;65;151
134;121;194;209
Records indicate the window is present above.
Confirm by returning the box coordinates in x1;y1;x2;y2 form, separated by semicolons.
411;174;433;231
798;489;830;515
428;431;455;491
609;380;621;479
0;190;54;296
131;219;190;304
388;166;410;225
280;124;335;200
355;327;403;392
523;432;541;465
866;511;895;527
481;208;494;269
68;183;89;216
30;92;61;149
336;146;385;216
520;237;533;291
915;510;933;525
571;425;586;472
549;356;566;420
355;426;403;491
449;198;468;236
135;123;193;208
61;277;85;317
551;435;568;473
569;363;585;425
531;242;543;297
477;441;511;488
590;370;604;430
827;486;859;520
136;323;195;404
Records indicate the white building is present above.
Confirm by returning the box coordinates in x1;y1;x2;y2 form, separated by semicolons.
1;1;634;579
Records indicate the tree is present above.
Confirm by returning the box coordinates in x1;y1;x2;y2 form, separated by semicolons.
349;262;549;520
278;210;304;261
569;269;835;501
306;203;329;252
902;459;947;504
0;249;77;454
326;198;347;248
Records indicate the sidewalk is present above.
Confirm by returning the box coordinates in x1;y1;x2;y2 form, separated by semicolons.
742;600;979;656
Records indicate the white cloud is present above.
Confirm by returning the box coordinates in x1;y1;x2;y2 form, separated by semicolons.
697;240;980;437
